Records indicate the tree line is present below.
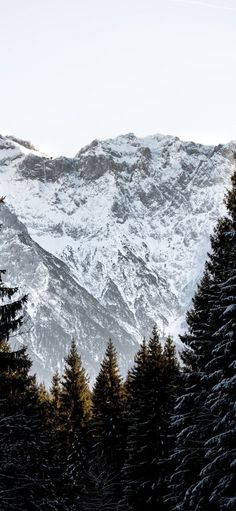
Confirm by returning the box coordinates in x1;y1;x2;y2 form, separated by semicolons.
0;160;235;510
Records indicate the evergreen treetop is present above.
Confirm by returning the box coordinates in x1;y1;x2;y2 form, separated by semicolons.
60;339;91;439
91;339;125;466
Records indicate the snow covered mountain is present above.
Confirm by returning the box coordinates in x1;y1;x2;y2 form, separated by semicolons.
0;133;234;384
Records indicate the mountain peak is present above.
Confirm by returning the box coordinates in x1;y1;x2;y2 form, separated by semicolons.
0;132;235;383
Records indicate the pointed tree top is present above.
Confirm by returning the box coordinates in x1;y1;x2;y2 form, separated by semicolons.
50;369;61;393
106;338;116;354
148;325;162;350
93;338;123;396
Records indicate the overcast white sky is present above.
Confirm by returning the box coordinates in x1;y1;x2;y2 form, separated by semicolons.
0;0;235;156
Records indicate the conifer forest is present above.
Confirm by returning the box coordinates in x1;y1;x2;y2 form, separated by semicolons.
0;161;235;511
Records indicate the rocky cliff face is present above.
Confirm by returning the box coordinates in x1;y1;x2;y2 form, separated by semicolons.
0;133;234;384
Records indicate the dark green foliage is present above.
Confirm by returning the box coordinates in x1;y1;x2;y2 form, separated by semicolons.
91;339;125;470
122;328;179;511
0;255;58;509
57;340;91;507
168;268;217;511
121;337;150;511
169;162;236;511
0;199;53;509
0;345;56;510
60;340;91;444
84;339;126;510
2;163;236;510
196;166;236;510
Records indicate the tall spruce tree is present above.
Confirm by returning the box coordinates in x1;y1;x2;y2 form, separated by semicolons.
46;369;66;510
120;338;149;510
0;276;56;509
59;340;91;508
159;336;180;506
167;267;218;511
169;157;236;511
0;195;62;509
189;160;236;510
0;250;28;509
60;339;91;447
122;328;179;511
91;339;125;470
85;339;125;509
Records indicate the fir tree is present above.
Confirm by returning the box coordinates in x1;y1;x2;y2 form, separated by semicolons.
122;328;179;511
189;160;236;510
167;268;218;511
85;339;125;509
169;158;236;511
121;337;149;511
0;345;57;510
0;197;60;509
91;339;125;470
60;340;91;447
159;336;180;507
59;340;91;507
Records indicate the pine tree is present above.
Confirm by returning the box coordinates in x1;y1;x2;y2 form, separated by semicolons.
0;201;45;507
59;340;91;508
0;345;57;510
122;328;179;511
91;339;125;470
159;336;180;507
169;158;236;511
167;267;218;510
60;340;91;447
85;339;125;509
0;261;30;509
0;198;60;509
189;160;236;510
120;338;149;510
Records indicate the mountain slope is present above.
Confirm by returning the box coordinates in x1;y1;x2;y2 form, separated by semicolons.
0;203;137;384
0;133;234;382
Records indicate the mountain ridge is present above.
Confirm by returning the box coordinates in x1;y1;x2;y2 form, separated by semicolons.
0;132;234;383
